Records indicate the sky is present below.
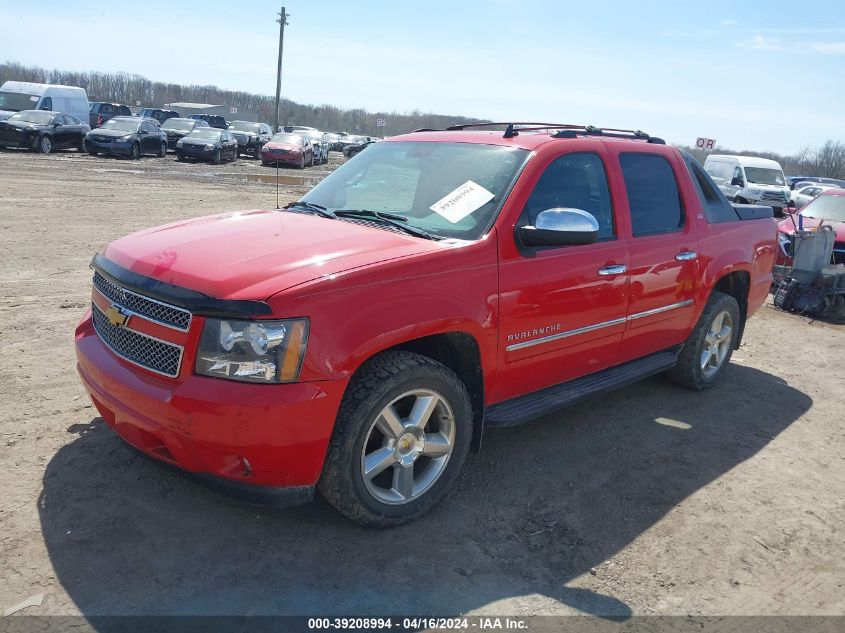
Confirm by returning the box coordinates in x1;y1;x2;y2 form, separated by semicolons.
1;0;844;154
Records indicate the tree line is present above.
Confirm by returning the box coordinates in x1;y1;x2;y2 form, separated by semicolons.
3;60;843;177
0;61;484;137
678;139;845;180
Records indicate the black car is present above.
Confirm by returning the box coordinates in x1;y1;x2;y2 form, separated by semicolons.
136;108;181;125
186;114;228;129
160;117;210;150
89;102;132;128
0;110;90;154
227;120;272;158
343;138;377;158
175;128;238;164
85;116;168;159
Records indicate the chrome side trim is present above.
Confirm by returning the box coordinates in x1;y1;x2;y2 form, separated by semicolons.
505;299;694;352
627;299;694;321
506;317;627;352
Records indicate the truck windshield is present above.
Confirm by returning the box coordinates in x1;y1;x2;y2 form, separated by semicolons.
802;193;845;222
745;167;785;186
0;91;38;112
300;141;529;240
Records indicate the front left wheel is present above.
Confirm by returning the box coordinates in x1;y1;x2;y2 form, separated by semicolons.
37;136;53;154
319;351;472;528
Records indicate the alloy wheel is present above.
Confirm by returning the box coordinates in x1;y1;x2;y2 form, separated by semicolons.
360;389;456;505
701;310;733;378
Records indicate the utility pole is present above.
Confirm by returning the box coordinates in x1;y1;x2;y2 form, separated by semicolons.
273;6;289;132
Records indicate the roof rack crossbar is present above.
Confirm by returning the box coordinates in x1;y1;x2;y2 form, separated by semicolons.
426;121;662;143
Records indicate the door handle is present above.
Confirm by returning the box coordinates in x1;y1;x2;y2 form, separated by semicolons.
598;265;627;276
675;251;698;261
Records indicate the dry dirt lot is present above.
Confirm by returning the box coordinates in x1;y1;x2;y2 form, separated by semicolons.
0;148;843;622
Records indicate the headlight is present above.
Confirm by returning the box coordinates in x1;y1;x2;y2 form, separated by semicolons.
778;232;793;257
205;143;215;150
176;140;183;147
121;135;134;141
196;318;309;383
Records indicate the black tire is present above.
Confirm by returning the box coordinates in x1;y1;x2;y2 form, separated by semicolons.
37;135;53;154
319;351;473;528
253;145;262;159
158;141;167;157
213;149;222;165
309;152;315;167
128;143;139;160
667;291;741;390
87;150;98;156
298;154;305;169
734;196;748;204
176;151;185;162
261;159;269;167
231;149;237;163
77;138;86;153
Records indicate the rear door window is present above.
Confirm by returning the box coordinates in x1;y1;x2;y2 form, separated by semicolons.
620;153;685;237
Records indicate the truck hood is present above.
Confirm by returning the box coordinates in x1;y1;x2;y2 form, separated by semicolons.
102;209;440;300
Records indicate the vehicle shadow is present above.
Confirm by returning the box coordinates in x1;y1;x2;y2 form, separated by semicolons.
39;364;810;620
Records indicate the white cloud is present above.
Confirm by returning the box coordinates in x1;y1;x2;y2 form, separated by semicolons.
736;35;783;50
721;19;737;27
811;42;845;54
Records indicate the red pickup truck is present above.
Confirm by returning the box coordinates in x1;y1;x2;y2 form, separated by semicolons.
75;123;777;526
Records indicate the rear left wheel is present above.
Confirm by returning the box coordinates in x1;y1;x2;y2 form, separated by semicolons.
667;291;740;390
319;351;472;527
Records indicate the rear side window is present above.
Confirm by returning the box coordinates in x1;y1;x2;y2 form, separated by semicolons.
521;152;615;240
620;153;684;237
679;150;738;223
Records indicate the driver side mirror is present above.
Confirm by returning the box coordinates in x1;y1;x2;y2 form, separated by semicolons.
518;208;599;247
730;176;744;187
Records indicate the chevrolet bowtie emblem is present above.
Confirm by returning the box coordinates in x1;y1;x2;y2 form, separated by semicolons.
105;304;129;328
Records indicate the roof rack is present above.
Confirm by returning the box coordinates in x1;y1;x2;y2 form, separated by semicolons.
416;121;665;144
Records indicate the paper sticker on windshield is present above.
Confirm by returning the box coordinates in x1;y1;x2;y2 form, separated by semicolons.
429;180;495;224
29;96;38;102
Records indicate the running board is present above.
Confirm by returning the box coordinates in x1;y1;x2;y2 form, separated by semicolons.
484;349;680;428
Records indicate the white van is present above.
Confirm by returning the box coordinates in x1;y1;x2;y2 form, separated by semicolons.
703;154;790;211
0;81;90;124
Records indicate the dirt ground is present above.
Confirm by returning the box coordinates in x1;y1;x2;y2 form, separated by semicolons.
0;147;843;621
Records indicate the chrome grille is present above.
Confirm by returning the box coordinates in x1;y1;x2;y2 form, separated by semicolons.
93;271;191;331
91;302;183;377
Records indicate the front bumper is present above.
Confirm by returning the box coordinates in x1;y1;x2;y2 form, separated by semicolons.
0;132;34;148
261;150;301;165
166;135;186;149
177;145;217;160
74;310;347;495
87;139;132;154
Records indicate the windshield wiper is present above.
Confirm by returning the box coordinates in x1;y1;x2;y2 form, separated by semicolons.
333;209;440;240
283;201;337;219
